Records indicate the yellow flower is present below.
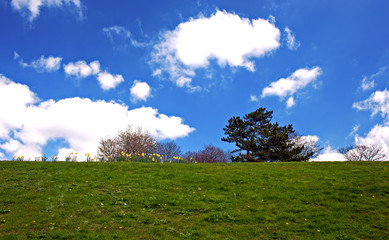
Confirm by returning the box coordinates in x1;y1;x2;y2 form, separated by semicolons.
305;218;307;222
317;230;320;232
286;222;289;225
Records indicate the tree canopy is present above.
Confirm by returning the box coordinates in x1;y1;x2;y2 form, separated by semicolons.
222;107;314;162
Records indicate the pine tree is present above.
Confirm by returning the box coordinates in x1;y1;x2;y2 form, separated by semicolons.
222;107;310;162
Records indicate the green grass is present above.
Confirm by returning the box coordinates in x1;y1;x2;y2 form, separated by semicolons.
0;162;388;239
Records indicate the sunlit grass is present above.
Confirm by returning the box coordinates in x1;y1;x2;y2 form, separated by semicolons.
0;161;388;239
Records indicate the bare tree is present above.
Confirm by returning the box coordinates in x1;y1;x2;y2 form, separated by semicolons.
155;141;182;160
292;135;323;159
97;126;157;161
117;127;156;154
340;144;386;161
97;138;120;161
185;145;231;163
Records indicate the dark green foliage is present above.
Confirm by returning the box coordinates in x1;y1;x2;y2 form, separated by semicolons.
222;107;310;162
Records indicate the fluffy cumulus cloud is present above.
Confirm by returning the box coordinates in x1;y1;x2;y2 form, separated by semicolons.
353;89;389;158
284;27;300;50
261;67;322;107
97;72;124;90
64;60;124;90
64;60;100;78
0;74;38;139
0;74;194;160
310;146;345;162
14;52;62;72
130;80;151;102
11;0;82;22
151;10;281;90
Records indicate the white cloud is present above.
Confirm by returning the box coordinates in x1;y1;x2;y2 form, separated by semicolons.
262;67;322;106
0;74;38;139
102;25;147;48
353;89;389;157
310;146;345;162
97;71;124;90
286;96;295;108
353;89;389;119
284;27;300;50
361;76;375;91
11;0;82;22
176;76;192;88
14;52;62;72
64;60;100;78
64;60;124;90
360;66;387;91
130;80;151;102
298;135;319;144
250;95;259;102
349;124;360;137
0;139;22;153
0;74;195;160
355;125;389;159
151;10;281;90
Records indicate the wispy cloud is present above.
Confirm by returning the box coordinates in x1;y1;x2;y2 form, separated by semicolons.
250;95;259;102
11;0;83;22
353;89;389;119
14;52;62;72
262;67;322;107
102;25;149;48
284;27;300;50
360;66;387;91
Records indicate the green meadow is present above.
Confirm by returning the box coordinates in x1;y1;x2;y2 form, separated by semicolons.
0;161;388;239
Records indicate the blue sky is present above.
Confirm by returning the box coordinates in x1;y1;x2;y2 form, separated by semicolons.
1;0;389;161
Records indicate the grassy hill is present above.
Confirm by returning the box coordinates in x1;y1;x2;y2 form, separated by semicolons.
0;161;388;239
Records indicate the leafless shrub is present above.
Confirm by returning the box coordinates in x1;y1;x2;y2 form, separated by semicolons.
97;126;156;161
340;144;386;161
155;141;182;160
97;138;120;161
117;127;156;154
185;145;231;163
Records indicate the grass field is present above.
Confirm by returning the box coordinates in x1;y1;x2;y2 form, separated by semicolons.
0;161;388;239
